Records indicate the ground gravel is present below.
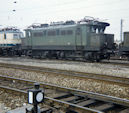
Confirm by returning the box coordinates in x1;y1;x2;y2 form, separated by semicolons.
0;58;129;112
0;57;129;78
0;90;27;113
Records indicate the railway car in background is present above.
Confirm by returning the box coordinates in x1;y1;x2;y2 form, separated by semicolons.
0;27;23;56
21;17;115;61
119;32;129;60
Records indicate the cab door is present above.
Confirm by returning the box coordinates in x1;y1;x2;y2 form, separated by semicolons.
26;30;32;49
75;27;82;50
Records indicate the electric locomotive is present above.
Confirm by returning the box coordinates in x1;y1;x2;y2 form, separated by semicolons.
21;17;115;61
0;27;23;56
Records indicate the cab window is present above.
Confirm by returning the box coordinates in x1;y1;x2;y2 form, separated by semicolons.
28;31;31;37
33;32;43;37
61;30;66;35
13;34;18;38
25;31;31;38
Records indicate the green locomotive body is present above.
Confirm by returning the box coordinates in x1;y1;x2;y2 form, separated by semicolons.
22;18;114;61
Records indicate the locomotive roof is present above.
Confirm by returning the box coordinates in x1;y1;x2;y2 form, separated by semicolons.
26;24;77;31
0;27;22;33
25;17;110;31
26;22;109;31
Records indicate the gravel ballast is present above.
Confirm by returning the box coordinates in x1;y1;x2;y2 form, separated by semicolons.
0;57;129;112
0;90;27;113
0;57;129;78
0;67;129;100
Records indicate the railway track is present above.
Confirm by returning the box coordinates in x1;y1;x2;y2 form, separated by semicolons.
0;63;129;88
1;56;129;67
1;75;129;113
102;60;129;67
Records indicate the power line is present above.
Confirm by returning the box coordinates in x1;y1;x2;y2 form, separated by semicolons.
0;0;88;13
0;0;127;14
17;0;129;17
17;2;129;18
0;0;129;26
18;0;126;12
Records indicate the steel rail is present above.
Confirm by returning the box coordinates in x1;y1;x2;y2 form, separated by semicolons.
1;56;129;67
0;85;102;113
0;63;129;87
101;60;129;67
0;75;129;108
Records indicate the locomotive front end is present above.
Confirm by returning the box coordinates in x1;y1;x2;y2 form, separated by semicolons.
80;17;115;61
87;32;114;61
100;33;115;59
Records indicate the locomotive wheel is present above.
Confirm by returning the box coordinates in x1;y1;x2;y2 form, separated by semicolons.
107;54;110;60
95;54;100;62
27;50;32;57
60;52;65;59
47;52;52;59
96;59;100;62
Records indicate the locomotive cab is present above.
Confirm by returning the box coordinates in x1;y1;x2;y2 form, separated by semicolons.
81;20;114;61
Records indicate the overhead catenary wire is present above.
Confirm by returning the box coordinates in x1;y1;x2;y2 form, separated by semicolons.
12;0;129;14
0;0;128;22
0;0;129;35
0;0;128;14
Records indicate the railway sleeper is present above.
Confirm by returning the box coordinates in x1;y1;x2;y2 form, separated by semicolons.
60;96;80;103
40;108;53;113
93;103;115;111
119;108;129;113
76;99;96;106
53;93;73;99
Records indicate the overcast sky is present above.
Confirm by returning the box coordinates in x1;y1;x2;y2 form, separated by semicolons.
0;0;129;40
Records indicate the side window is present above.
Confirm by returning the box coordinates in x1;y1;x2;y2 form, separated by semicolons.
61;30;66;35
98;27;103;33
28;31;31;37
67;30;73;35
43;30;47;36
33;32;43;37
19;33;23;38
100;27;105;33
25;31;31;38
13;34;18;38
76;28;81;35
4;33;6;39
96;28;99;33
33;33;37;37
86;26;90;32
25;31;28;38
48;30;56;36
100;29;103;33
91;26;96;33
56;29;60;35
